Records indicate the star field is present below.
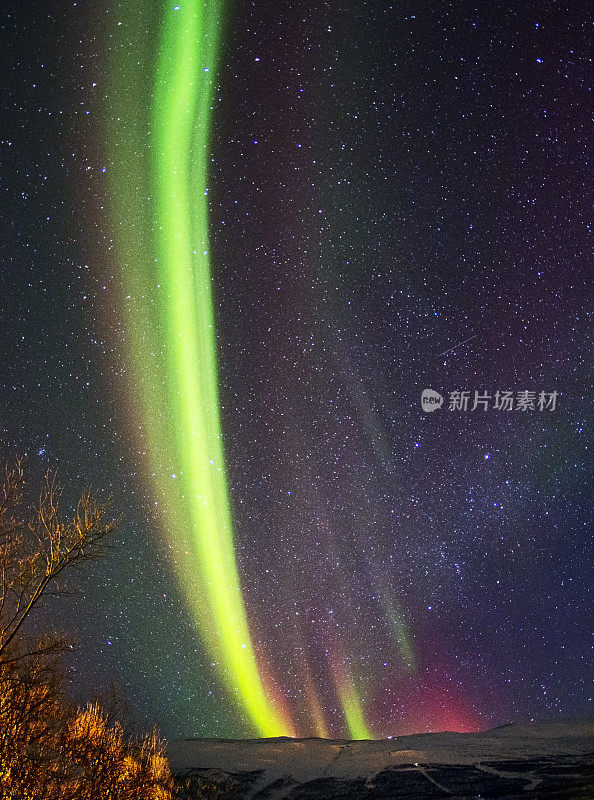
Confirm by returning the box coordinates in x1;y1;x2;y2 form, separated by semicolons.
0;0;590;737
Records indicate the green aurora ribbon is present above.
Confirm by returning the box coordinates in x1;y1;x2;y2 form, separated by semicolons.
107;0;291;737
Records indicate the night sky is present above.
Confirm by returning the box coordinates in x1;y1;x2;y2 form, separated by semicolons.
0;0;591;739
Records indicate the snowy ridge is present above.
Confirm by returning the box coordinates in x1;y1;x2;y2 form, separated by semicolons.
169;721;593;799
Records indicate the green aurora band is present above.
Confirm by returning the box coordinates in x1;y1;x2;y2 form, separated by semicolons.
106;0;391;739
107;0;291;737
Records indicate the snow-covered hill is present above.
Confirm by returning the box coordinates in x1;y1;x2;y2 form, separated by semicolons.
169;721;593;798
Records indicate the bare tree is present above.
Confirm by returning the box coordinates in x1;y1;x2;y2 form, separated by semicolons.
0;458;117;664
0;458;175;799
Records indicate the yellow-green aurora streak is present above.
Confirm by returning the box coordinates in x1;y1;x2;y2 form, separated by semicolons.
106;0;392;739
108;0;290;737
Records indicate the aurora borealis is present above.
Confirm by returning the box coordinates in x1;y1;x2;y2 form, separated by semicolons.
107;0;379;739
1;0;591;741
108;1;292;735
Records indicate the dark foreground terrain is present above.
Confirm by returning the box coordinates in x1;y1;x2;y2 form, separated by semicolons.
169;721;593;799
